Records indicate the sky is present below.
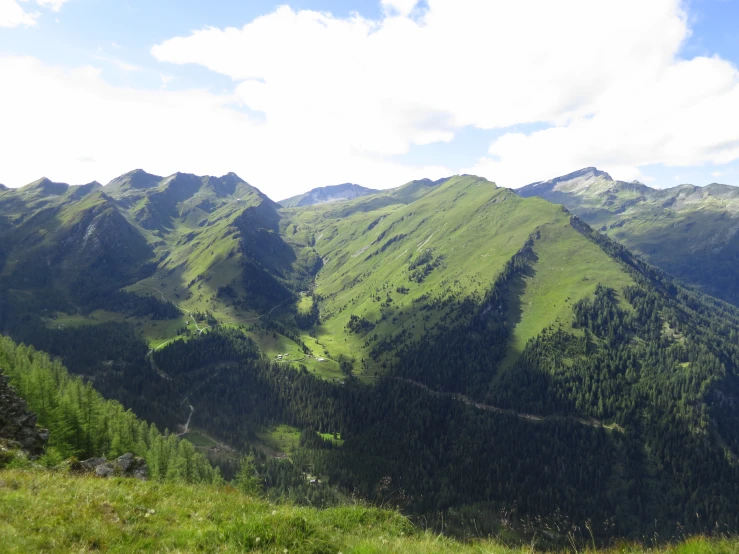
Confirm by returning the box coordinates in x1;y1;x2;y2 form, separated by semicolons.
1;0;739;199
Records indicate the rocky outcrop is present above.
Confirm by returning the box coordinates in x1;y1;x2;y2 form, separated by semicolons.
0;370;48;458
75;453;148;480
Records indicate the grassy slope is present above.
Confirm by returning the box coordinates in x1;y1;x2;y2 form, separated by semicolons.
0;187;154;290
1;469;735;554
0;172;667;384
518;171;739;304
284;176;635;377
6;173;325;373
2;172;641;383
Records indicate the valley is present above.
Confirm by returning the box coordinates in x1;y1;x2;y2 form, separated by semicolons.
3;169;739;543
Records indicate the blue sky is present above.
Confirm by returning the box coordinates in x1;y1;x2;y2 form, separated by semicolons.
1;0;739;196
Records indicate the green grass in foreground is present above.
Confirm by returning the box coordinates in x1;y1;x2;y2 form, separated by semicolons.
1;470;738;553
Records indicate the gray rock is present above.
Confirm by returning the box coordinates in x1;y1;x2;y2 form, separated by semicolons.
0;371;47;457
80;457;107;471
116;452;134;472
78;453;149;480
95;463;115;477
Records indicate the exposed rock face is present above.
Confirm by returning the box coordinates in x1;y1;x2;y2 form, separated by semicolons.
76;453;148;480
0;370;48;458
279;183;379;208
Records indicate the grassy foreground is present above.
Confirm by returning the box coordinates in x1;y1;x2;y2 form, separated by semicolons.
1;470;738;553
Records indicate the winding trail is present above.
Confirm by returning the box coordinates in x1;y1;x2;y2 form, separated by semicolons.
178;404;194;436
129;280;295;437
393;377;623;432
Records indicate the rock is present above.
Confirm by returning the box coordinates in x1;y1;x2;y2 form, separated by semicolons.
79;453;149;480
0;370;48;457
130;457;148;480
116;453;133;472
95;463;115;477
80;457;107;472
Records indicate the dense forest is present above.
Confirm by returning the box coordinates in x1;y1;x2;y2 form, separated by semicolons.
0;336;218;483
12;261;739;541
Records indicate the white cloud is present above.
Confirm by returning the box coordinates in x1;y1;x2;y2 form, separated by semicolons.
3;0;739;196
149;0;739;188
381;0;419;17
93;55;141;72
466;55;739;186
0;55;449;197
160;74;174;88
0;0;39;28
0;0;72;28
36;0;71;12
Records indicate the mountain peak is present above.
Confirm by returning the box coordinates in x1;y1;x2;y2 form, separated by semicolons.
536;167;612;187
517;167;614;198
221;171;246;182
106;169;162;190
280;182;379;208
68;181;103;200
22;177;70;196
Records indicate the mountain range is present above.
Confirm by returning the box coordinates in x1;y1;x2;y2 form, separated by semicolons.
2;167;739;541
518;167;739;305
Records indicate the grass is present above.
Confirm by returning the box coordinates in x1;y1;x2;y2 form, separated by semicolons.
319;432;345;446
255;424;301;454
184;428;220;448
1;469;737;553
516;171;739;306
497;219;635;370
13;172;649;386
285;176;639;377
297;294;314;315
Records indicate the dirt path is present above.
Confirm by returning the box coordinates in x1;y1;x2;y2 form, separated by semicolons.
393;377;622;432
178;404;194;436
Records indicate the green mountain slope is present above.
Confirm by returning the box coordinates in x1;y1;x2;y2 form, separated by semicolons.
284;175;634;377
0;178;159;321
0;170;314;351
4;171;739;542
517;167;739;305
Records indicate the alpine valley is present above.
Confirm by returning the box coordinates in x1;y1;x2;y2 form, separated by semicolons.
3;168;739;545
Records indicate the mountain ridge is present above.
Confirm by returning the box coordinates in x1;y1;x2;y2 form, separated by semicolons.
517;167;739;305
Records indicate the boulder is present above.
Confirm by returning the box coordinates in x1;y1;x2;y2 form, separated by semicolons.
116;453;133;472
0;370;48;457
95;463;116;478
79;457;107;472
78;452;149;480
